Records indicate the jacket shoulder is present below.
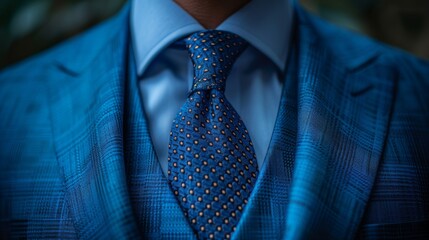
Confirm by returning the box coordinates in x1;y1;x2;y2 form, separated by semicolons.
298;7;429;122
300;7;427;63
301;7;429;92
0;3;128;83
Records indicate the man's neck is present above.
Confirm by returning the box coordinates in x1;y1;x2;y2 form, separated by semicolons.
174;0;250;29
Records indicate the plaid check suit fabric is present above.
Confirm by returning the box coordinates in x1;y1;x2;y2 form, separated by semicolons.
1;2;428;239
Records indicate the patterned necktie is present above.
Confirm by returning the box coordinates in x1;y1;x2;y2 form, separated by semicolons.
168;30;259;239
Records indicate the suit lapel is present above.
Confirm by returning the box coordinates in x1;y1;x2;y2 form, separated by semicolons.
285;5;397;239
47;4;140;239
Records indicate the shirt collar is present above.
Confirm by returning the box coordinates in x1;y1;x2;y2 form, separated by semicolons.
131;0;293;76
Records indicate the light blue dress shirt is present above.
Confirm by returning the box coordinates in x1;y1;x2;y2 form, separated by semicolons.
131;0;293;175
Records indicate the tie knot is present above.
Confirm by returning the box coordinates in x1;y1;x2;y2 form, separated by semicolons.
185;30;248;92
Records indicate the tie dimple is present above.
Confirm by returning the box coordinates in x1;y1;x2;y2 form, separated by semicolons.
168;30;259;240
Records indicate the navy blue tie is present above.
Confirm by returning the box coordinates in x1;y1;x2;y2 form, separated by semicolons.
168;30;259;239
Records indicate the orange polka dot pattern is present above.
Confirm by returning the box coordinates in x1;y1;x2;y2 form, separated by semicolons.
167;30;259;239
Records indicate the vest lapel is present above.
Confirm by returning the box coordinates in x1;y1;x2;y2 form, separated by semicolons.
232;32;299;239
48;4;140;239
124;47;196;239
285;5;397;239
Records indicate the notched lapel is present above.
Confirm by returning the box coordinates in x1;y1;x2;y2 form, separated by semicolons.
348;52;380;98
285;5;397;240
350;85;374;97
47;4;140;239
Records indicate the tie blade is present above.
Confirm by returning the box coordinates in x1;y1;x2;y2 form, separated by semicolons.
168;89;259;239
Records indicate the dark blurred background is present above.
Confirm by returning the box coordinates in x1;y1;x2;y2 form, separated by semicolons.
1;0;429;69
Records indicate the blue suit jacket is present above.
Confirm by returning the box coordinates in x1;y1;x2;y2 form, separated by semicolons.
1;3;428;239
